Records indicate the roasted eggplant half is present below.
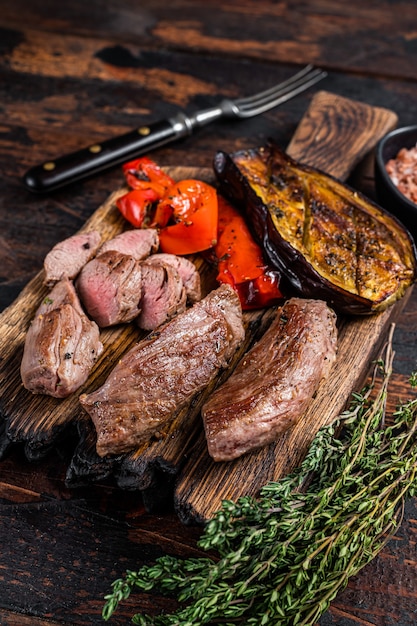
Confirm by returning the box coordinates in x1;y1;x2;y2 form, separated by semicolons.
213;142;417;315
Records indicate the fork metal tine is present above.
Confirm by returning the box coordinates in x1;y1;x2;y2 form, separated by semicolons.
190;65;327;127
237;69;326;109
234;67;327;117
235;64;318;106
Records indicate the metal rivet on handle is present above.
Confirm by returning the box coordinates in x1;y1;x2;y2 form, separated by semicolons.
138;126;151;136
89;144;102;153
43;161;56;171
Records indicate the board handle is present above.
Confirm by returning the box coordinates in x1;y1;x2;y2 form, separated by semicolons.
287;90;398;180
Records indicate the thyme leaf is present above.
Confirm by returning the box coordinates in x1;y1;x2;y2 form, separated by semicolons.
103;327;417;625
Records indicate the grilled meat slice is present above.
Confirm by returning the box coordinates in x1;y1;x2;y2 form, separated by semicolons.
76;250;143;327
98;228;159;260
202;297;337;461
79;284;244;457
144;253;201;303
136;262;186;331
43;231;101;286
21;278;103;398
213;143;417;314
76;231;198;329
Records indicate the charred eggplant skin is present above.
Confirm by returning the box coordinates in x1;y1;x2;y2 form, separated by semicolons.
213;143;417;316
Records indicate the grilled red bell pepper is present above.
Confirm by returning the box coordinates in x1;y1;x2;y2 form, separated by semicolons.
116;158;281;310
117;157;176;228
214;195;283;309
157;179;218;255
116;187;160;228
121;156;175;196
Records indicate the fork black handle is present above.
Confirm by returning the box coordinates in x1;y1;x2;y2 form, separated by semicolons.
22;117;192;193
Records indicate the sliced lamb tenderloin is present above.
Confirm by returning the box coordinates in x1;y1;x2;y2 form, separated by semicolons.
21;278;103;398
98;228;159;260
79;284;245;457
43;231;101;286
202;297;338;461
136;261;187;331
76;250;143;327
144;253;201;303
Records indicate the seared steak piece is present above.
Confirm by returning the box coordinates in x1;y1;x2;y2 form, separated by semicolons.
144;253;201;303
79;284;245;456
76;250;143;327
136;262;186;331
43;231;101;286
21;278;103;398
98;228;159;260
202;297;337;461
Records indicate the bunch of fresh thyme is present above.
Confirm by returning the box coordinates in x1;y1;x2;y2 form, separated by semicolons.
102;332;417;625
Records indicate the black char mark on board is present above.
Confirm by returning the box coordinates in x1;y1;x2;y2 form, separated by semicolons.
0;27;25;56
95;45;142;68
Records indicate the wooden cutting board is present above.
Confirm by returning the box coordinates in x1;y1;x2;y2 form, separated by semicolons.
0;91;407;523
174;91;408;523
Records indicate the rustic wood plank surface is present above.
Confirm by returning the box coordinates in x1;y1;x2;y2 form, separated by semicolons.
1;1;417;625
175;90;403;522
0;89;401;520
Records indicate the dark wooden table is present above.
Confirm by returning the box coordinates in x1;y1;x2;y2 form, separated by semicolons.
1;1;417;624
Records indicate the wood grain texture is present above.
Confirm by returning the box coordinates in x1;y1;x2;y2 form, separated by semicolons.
2;6;417;315
287;91;398;179
1;2;417;625
2;0;417;79
175;90;402;522
0;91;405;526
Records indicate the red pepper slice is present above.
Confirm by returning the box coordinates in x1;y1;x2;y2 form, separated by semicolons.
157;179;218;255
214;195;283;309
216;196;266;284
235;272;283;310
116;187;160;228
150;198;174;230
122;157;175;196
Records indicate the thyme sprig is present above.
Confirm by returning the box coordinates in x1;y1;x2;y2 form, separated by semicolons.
103;330;417;625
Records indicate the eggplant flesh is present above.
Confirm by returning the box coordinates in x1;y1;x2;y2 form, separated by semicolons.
213;143;417;315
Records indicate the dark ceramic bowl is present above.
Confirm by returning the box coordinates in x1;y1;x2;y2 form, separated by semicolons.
375;125;417;242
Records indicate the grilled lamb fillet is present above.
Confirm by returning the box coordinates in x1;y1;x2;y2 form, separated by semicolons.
43;231;101;286
136;261;187;331
144;253;201;303
98;228;159;260
21;278;103;398
79;284;245;457
202;297;337;461
76;250;143;327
